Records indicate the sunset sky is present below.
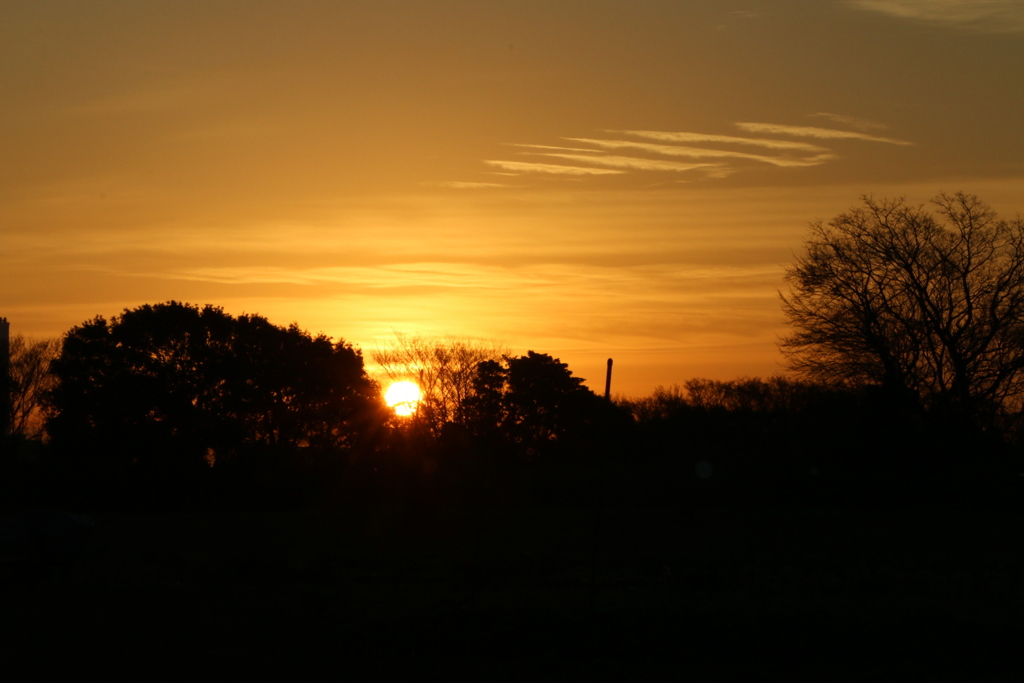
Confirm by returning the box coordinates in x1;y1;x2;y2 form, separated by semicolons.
3;1;1023;396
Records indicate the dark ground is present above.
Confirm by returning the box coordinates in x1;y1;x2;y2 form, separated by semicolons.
2;505;1022;679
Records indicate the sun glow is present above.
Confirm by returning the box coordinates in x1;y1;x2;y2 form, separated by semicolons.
384;381;422;417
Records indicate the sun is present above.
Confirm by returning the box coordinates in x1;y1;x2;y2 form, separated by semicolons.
384;381;421;417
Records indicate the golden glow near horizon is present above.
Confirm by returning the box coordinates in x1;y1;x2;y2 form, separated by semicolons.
2;2;1022;396
384;381;422;417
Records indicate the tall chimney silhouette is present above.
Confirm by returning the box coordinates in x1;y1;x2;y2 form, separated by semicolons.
0;317;9;438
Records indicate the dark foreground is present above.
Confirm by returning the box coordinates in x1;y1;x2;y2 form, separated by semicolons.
2;506;1022;679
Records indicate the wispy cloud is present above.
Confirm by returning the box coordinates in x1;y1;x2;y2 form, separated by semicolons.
536;153;719;173
152;263;517;289
483;160;624;175
469;116;911;184
811;112;888;132
507;143;604;154
148;261;782;302
432;181;515;189
615;130;829;152
565;138;835;167
846;0;1024;33
735;122;913;145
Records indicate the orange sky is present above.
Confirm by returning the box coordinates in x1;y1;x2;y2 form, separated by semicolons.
2;1;1023;396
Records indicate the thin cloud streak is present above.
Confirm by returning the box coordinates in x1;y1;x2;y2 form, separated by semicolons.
811;112;888;132
484;160;624;175
565;138;836;167
507;143;604;154
615;130;829;152
147;263;519;289
142;261;781;298
433;182;515;189
735;122;913;145
537;153;719;173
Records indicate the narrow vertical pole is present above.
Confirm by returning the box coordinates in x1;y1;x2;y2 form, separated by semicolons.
604;358;613;401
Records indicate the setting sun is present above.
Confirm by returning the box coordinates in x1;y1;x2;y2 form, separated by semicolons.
384;381;422;417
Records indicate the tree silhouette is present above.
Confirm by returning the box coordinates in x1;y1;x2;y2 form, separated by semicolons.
46;302;379;475
781;193;1024;428
7;335;60;441
465;351;605;458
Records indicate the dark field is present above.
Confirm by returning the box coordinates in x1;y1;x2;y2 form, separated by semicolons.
3;506;1023;678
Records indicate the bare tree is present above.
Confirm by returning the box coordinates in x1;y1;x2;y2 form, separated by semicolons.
8;335;61;440
781;192;1024;423
372;332;507;432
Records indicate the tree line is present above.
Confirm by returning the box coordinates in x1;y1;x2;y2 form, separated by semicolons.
3;192;1023;512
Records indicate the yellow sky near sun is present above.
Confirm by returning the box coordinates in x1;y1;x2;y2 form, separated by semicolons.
2;1;1023;395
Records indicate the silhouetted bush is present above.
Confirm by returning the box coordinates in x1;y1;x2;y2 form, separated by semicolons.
620;376;1021;510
